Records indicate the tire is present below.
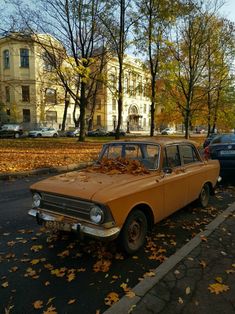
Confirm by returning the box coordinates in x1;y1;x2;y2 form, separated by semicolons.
37;134;42;138
14;133;20;139
120;210;148;255
198;183;210;208
53;133;58;138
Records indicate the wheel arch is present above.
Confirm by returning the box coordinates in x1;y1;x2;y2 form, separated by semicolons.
202;181;214;196
128;203;154;231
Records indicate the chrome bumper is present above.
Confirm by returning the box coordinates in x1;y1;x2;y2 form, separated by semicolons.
28;209;120;240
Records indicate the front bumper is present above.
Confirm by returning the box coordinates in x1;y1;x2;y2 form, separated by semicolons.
28;209;120;240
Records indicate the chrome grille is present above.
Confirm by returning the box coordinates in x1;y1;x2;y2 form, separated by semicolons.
40;193;93;221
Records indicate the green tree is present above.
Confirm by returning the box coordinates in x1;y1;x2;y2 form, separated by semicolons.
168;0;225;138
134;0;181;136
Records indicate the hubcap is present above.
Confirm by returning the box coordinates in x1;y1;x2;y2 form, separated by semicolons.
128;220;141;243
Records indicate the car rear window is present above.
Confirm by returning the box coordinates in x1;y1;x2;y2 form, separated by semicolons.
211;134;235;144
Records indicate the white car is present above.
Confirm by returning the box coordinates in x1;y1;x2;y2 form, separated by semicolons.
161;127;175;135
28;127;59;138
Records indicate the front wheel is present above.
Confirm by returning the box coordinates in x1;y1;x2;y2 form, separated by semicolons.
198;183;210;208
120;210;148;255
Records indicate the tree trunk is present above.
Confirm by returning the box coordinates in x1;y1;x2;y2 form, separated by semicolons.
79;82;87;142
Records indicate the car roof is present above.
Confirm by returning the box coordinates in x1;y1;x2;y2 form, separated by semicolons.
105;137;196;146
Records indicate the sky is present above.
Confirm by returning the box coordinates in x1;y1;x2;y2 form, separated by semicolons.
221;0;235;22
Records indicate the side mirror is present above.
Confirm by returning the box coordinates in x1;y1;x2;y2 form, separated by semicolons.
163;167;173;174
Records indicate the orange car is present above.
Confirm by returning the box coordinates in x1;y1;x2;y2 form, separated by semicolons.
29;138;220;254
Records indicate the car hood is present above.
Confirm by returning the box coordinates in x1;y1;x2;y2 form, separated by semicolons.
30;170;156;204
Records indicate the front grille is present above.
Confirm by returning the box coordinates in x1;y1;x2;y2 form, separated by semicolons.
40;193;94;221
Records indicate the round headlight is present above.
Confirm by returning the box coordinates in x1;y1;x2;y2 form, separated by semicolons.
90;205;104;224
32;193;41;208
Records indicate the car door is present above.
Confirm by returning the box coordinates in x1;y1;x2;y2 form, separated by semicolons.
178;144;206;204
42;128;50;137
162;144;189;216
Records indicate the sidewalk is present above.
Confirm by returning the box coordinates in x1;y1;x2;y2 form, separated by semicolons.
105;203;235;314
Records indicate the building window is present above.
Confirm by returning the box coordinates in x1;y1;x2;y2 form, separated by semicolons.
96;99;101;110
22;86;30;102
144;104;147;113
67;114;71;124
23;109;31;122
5;86;10;102
45;88;56;104
42;51;55;71
3;50;10;69
112;98;116;111
20;48;29;68
46;110;57;123
96;115;101;126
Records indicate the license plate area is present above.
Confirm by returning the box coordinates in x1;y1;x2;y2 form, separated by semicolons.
44;220;72;232
220;150;235;156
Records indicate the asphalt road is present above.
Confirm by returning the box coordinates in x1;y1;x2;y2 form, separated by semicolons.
0;175;235;314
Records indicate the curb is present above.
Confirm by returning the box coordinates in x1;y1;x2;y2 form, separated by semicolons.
103;202;235;314
0;162;94;180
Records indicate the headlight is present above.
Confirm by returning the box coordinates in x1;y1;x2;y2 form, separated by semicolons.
32;193;41;208
90;205;104;224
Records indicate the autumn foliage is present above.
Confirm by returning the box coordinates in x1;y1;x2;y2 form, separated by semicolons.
0;138;102;173
87;157;150;175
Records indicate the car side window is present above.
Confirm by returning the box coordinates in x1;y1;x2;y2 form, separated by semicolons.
163;145;181;168
103;144;123;159
179;145;200;164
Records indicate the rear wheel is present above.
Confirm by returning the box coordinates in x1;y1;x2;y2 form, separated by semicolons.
37;133;42;138
198;183;210;208
120;210;147;255
14;133;20;139
53;133;58;138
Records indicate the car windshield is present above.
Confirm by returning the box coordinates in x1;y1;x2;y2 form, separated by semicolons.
1;124;18;130
211;134;235;144
99;143;160;170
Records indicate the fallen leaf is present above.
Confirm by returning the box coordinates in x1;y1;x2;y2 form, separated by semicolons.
208;283;229;294
185;287;191;295
104;292;119;306
33;300;43;309
2;282;9;288
178;297;184;304
215;277;223;283
43;305;57;314
68;299;76;305
31;245;43;252
200;260;207;268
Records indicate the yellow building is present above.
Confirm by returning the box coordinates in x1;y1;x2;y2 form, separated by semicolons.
0;32;75;129
0;32;151;132
87;55;151;132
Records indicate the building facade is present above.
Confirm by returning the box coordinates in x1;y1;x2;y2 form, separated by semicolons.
0;32;75;129
87;55;151;132
0;32;151;132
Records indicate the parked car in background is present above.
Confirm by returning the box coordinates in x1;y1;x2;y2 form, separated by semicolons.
161;127;175;135
66;128;80;137
28;127;59;138
28;138;220;254
108;129;126;136
87;128;108;136
204;133;235;176
203;133;218;148
0;124;24;138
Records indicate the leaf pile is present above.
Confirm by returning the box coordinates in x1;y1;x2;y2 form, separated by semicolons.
87;157;150;175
